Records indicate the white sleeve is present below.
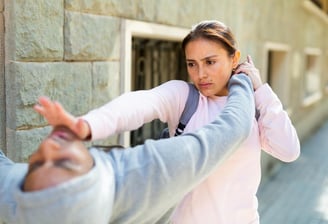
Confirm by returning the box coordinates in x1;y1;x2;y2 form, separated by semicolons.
255;84;300;162
82;80;189;140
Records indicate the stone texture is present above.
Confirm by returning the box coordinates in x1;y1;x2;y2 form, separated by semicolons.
7;126;51;162
0;11;4;152
91;61;120;107
65;0;133;16
5;61;94;160
7;0;64;61
6;62;92;129
64;11;120;60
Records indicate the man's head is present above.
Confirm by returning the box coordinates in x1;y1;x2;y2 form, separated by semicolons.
2;126;116;224
23;126;94;191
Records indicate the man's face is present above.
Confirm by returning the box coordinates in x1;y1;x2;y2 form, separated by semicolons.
23;126;94;192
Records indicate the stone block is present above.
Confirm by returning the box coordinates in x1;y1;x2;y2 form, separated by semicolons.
91;61;120;107
0;12;4;152
7;126;50;162
64;11;120;60
7;0;64;61
6;62;92;129
65;0;138;17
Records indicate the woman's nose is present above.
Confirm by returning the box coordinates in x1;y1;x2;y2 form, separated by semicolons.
198;66;207;79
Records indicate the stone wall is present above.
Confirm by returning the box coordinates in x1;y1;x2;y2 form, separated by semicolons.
0;0;4;154
2;0;328;163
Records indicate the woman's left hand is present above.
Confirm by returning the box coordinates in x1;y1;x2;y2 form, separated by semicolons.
234;55;263;90
34;96;91;140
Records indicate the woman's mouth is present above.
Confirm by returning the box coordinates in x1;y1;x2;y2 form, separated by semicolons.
199;83;212;89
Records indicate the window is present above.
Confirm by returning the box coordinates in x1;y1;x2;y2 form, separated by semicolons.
302;48;322;106
130;38;188;146
121;20;189;146
263;43;291;110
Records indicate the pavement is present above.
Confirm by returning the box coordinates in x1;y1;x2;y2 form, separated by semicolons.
258;120;328;224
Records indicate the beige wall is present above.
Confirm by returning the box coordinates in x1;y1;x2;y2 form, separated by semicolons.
1;0;327;177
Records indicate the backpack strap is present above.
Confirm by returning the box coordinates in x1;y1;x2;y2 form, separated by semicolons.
174;83;199;136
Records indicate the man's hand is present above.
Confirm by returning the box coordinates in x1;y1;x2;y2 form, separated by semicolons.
34;96;91;140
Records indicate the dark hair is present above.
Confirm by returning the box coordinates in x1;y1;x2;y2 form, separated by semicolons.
182;20;237;56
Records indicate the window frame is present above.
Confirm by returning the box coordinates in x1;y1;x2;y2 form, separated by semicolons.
262;42;292;114
302;47;322;107
120;19;189;146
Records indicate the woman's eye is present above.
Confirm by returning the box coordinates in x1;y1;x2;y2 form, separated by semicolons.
187;62;195;67
206;60;215;65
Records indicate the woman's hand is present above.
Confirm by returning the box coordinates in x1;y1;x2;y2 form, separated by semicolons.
234;55;263;90
34;96;91;140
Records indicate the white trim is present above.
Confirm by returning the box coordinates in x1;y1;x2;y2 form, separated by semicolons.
264;42;291;52
262;42;291;110
304;47;322;55
302;49;322;108
303;0;328;24
119;19;189;146
123;19;189;41
262;42;291;83
302;92;322;107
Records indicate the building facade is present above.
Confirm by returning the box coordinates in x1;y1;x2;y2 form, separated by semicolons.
0;0;327;178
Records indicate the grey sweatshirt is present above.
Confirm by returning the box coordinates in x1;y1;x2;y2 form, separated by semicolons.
0;74;254;224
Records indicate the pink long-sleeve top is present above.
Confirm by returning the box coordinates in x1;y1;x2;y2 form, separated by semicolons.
82;80;300;224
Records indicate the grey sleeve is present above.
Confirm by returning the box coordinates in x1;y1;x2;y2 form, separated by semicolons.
0;150;14;174
0;151;28;224
108;73;255;224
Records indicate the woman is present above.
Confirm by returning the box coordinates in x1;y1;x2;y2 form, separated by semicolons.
35;20;300;223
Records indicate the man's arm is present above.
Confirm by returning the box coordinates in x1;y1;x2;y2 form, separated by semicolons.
0;151;28;224
108;73;255;224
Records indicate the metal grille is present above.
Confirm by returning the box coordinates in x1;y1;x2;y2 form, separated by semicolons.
130;38;188;146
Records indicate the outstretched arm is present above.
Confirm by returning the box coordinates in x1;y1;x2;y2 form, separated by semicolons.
108;73;255;224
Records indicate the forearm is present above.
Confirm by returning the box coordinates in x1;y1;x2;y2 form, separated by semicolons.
255;84;300;162
83;81;189;140
109;74;255;224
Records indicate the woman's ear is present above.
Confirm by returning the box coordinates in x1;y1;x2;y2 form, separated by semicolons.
232;50;241;69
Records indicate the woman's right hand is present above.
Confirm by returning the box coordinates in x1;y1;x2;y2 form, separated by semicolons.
34;96;91;140
234;55;263;90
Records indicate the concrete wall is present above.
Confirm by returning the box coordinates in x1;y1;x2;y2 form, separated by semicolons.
1;0;328;167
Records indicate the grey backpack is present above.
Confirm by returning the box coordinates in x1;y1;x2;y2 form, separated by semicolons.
159;83;199;138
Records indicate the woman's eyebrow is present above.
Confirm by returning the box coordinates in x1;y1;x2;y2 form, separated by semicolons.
186;55;219;61
201;55;219;61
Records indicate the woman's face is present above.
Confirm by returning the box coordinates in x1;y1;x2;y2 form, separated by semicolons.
23;126;94;192
185;38;240;96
